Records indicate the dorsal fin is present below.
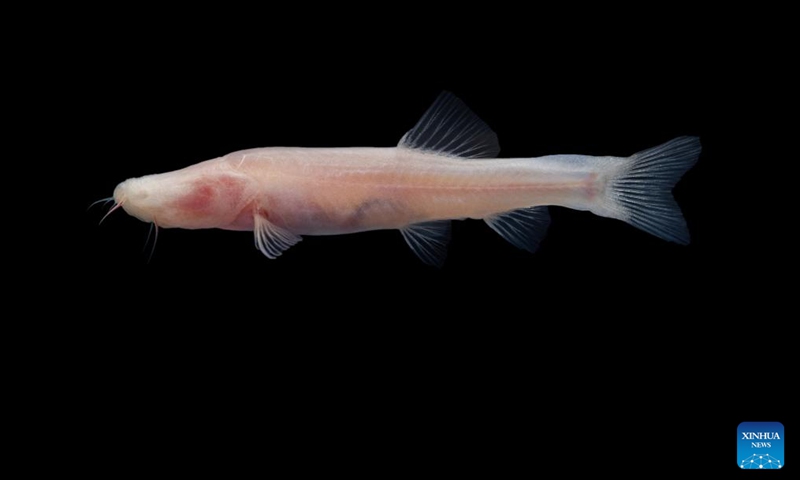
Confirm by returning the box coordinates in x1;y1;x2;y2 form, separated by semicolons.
398;92;500;159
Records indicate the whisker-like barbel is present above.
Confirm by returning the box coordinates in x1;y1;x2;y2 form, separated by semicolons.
143;222;159;263
99;202;124;225
88;197;115;211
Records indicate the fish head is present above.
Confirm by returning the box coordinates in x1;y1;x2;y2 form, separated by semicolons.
113;163;250;229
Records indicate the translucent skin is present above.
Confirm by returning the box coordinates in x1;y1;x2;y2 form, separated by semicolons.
113;146;611;235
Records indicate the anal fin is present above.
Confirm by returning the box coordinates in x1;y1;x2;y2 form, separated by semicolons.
485;206;551;253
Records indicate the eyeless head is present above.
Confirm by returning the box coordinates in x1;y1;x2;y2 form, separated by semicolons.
112;170;250;229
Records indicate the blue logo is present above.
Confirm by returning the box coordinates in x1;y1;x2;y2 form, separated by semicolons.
738;422;784;469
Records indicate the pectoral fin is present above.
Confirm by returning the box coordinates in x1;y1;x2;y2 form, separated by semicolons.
254;213;302;259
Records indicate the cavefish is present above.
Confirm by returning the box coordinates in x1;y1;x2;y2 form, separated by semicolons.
102;92;700;266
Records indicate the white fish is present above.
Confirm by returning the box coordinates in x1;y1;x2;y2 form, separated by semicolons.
107;92;700;266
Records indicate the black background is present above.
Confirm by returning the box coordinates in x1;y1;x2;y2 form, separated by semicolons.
52;8;794;476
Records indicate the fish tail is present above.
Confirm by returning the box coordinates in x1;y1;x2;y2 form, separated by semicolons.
595;136;701;244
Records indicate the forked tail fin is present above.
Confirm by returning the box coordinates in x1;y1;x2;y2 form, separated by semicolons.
598;136;701;244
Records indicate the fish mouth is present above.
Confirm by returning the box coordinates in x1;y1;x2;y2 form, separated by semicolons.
112;182;127;207
113;179;154;223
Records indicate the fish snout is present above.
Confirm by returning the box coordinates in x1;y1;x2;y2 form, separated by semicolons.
114;178;155;223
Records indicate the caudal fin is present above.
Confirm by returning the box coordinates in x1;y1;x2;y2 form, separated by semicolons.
600;136;701;244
